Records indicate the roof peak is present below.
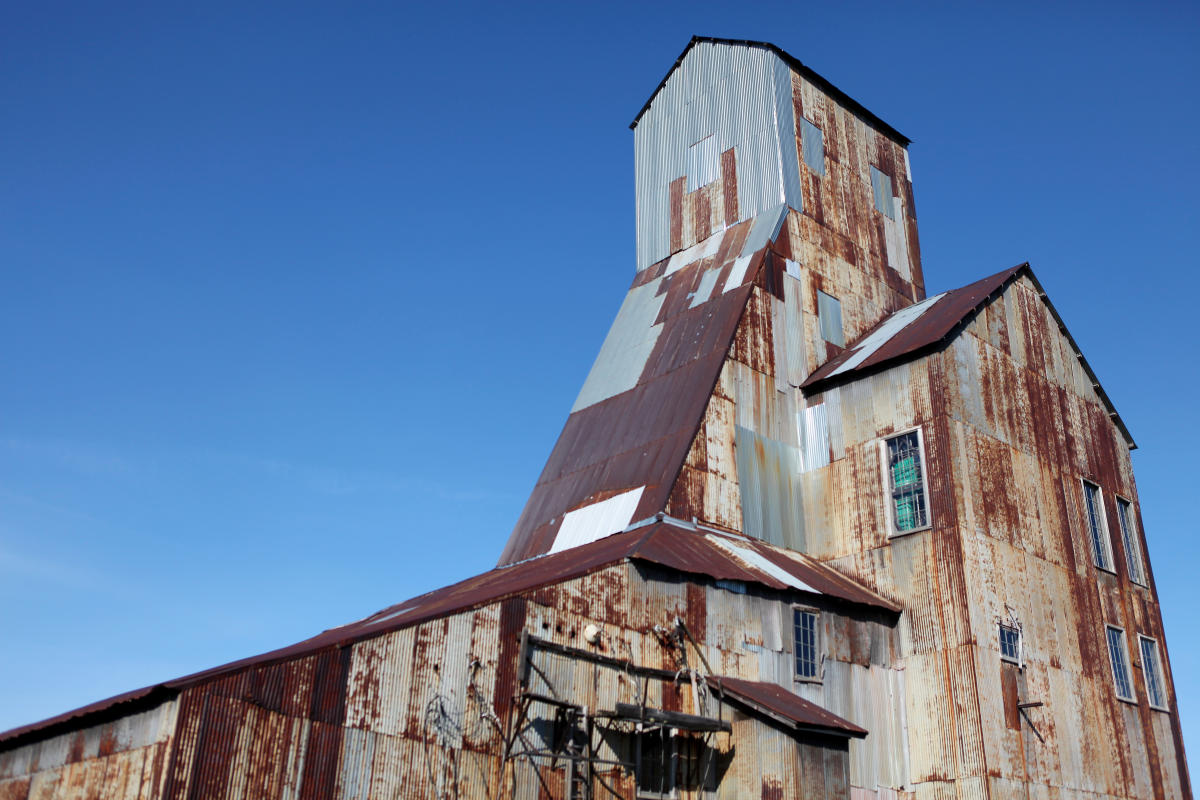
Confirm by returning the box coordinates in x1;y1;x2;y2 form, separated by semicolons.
630;35;911;145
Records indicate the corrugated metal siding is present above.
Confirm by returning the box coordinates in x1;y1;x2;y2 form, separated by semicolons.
635;42;800;270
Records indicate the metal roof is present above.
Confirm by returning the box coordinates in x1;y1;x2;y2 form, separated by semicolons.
0;519;896;749
800;263;1136;449
630;36;911;145
500;217;772;565
707;675;868;738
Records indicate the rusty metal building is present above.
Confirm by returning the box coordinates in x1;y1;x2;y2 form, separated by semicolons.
0;36;1190;800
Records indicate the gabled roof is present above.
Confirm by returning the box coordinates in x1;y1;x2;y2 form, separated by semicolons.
801;263;1135;448
707;676;867;739
0;518;896;750
630;36;911;145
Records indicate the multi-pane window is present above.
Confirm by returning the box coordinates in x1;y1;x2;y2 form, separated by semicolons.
870;165;895;219
1105;626;1135;701
1139;636;1168;710
800;118;825;176
816;290;844;346
999;624;1021;664
793;609;820;680
1082;481;1113;570
885;431;929;534
1116;497;1146;585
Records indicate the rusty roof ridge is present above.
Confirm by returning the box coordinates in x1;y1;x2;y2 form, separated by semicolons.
629;35;911;145
800;263;1026;393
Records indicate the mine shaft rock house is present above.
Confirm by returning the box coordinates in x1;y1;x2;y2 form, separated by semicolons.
0;36;1190;800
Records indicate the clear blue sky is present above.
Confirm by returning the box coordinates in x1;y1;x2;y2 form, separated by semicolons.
2;0;1196;774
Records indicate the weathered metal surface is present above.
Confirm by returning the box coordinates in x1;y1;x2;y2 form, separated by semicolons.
499;217;767;565
633;41;801;270
1;33;1189;800
707;676;866;737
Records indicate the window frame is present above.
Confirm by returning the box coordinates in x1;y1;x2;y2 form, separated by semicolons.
998;623;1022;666
1081;479;1116;573
1105;625;1136;703
881;427;932;537
1138;635;1169;711
1114;495;1147;586
792;606;822;683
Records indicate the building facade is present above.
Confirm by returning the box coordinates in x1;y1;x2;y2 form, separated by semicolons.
0;36;1189;800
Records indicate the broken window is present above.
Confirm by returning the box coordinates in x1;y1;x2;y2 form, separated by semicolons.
999;623;1021;664
870;165;895;219
1139;636;1167;710
884;430;929;534
1106;626;1134;702
817;289;844;346
1115;497;1146;585
801;118;825;176
793;608;820;681
1082;480;1113;571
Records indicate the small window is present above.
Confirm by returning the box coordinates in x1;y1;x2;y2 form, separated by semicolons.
870;165;895;219
1116;497;1146;585
999;623;1021;664
686;134;719;192
1082;481;1113;571
1105;626;1135;702
884;430;930;534
793;608;820;681
816;289;844;346
800;118;825;176
1138;636;1168;710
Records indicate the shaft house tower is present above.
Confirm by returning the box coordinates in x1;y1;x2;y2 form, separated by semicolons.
0;36;1189;800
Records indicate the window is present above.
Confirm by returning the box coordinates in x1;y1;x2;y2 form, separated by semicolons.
1105;626;1135;702
793;608;820;680
884;430;930;534
686;134;719;192
1139;636;1168;710
870;165;895;219
999;623;1021;664
816;289;844;346
1082;481;1114;571
1116;497;1146;585
800;118;825;176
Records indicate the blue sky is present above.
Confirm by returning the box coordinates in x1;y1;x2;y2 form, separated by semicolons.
2;0;1197;775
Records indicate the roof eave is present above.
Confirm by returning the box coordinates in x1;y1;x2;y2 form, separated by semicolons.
630;35;911;145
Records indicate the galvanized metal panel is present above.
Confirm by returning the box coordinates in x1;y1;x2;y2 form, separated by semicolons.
636;42;797;270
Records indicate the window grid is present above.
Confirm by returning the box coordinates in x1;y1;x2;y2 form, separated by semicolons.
1106;626;1134;701
999;624;1021;664
886;432;928;533
794;609;819;680
1083;481;1111;570
1116;498;1145;584
1139;636;1167;709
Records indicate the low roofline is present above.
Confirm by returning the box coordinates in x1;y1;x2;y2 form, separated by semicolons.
0;520;898;751
801;263;1136;449
630;35;911;145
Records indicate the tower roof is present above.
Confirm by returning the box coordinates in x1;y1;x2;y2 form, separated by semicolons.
630;35;911;145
